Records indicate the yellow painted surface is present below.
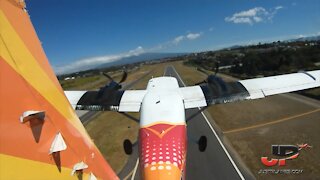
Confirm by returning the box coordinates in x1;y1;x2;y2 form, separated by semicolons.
141;121;186;128
0;10;89;139
0;154;91;180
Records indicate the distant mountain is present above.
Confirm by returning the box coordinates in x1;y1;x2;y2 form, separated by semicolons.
220;35;320;50
98;52;187;68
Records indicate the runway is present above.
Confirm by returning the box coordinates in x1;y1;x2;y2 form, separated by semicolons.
124;66;253;180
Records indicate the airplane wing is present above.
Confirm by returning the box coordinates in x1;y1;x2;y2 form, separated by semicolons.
179;86;207;109
65;90;146;112
0;1;118;179
200;70;320;105
66;70;320;111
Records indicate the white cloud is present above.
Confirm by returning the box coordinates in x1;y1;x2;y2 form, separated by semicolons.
293;32;320;39
253;16;263;22
54;46;144;74
54;30;203;74
170;32;201;46
235;7;267;17
268;6;284;21
225;6;283;25
173;35;185;44
186;33;201;40
232;17;252;24
275;6;283;10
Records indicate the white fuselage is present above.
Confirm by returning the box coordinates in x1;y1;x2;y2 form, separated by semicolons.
140;77;186;127
138;77;187;180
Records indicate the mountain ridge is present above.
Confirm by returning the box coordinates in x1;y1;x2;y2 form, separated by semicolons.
97;52;187;68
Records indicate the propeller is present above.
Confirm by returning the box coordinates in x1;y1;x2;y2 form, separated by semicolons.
119;71;128;83
97;71;127;98
103;71;127;84
195;61;220;85
214;61;220;75
102;72;113;82
195;61;228;98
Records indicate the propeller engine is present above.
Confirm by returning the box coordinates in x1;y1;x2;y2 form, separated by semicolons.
194;61;249;106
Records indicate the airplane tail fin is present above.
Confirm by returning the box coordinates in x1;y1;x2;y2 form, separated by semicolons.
0;0;118;179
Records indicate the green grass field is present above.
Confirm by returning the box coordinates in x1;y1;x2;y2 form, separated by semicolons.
61;75;103;90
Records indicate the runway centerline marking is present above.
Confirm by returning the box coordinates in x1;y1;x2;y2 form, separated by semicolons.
224;108;320;134
169;65;245;180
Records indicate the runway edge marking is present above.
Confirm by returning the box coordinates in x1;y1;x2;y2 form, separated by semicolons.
169;65;245;180
131;158;139;180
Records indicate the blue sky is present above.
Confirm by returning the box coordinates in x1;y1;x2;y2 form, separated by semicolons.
27;0;320;74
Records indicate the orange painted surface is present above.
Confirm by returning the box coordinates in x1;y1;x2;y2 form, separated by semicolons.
1;0;61;85
0;0;118;179
143;164;182;180
1;58;94;168
0;8;90;139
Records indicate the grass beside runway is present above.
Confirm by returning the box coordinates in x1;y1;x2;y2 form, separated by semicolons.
85;112;139;173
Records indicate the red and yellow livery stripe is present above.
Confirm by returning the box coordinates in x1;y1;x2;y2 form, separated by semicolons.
139;123;187;180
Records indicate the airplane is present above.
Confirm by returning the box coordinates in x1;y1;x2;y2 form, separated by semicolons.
1;0;320;180
65;69;320;180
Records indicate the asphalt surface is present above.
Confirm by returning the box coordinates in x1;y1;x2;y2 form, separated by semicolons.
165;66;248;180
123;66;251;180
